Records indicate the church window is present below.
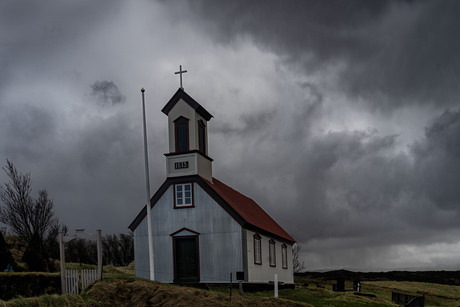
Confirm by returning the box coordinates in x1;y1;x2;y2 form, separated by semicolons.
282;244;288;269
174;117;189;152
198;120;206;154
174;183;193;208
254;234;262;265
269;239;276;267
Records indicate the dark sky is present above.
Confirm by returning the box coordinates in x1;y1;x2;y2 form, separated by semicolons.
1;0;459;270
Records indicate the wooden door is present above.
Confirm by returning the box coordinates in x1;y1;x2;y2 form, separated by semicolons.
174;237;199;282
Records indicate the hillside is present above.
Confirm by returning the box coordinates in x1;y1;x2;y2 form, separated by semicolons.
2;260;460;306
299;270;460;286
1;278;308;307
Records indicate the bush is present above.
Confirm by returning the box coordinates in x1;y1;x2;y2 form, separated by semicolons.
0;272;60;300
0;232;16;271
21;233;49;272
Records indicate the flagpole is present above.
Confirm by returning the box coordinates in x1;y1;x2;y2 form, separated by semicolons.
141;87;155;281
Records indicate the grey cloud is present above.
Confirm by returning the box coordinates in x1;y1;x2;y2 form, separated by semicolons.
213;81;322;140
282;109;460;247
0;104;56;160
411;109;460;210
1;0;459;270
218;102;459;255
0;1;124;93
213;110;275;136
288;130;409;239
187;0;460;110
90;81;126;106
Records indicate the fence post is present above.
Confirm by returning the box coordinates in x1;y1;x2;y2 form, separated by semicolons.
274;274;278;298
229;272;232;300
82;270;87;289
59;232;66;294
97;229;103;280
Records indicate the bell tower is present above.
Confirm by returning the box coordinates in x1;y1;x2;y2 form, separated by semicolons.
161;88;213;182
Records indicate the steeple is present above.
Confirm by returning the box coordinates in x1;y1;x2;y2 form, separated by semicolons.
161;88;213;181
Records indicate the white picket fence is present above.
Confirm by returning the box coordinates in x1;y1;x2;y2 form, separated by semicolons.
65;269;98;294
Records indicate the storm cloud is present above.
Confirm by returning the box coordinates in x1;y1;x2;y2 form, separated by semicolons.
1;0;459;270
90;81;126;106
189;0;460;110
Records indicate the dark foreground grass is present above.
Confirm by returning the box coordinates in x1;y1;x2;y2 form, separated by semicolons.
2;268;460;306
87;278;307;307
0;279;308;307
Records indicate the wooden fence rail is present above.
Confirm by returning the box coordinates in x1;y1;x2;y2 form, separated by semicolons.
65;269;98;294
81;269;97;289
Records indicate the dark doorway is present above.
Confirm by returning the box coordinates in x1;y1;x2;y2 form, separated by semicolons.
174;236;199;282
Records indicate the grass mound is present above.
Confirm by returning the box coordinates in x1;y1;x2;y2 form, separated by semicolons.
0;294;87;307
85;279;308;307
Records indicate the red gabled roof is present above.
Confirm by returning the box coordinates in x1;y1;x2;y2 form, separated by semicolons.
203;177;295;243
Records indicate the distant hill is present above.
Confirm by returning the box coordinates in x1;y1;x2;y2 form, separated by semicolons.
297;269;460;286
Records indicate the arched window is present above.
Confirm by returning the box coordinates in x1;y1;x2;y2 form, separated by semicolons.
269;239;276;267
174;116;189;152
254;233;262;265
282;244;288;269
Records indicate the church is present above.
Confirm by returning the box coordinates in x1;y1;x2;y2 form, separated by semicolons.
129;87;295;285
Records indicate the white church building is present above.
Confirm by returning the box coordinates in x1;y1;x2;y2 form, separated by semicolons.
129;88;295;285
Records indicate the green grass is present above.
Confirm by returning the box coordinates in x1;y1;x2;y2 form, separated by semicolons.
208;279;392;306
271;276;460;307
245;282;394;307
2;269;460;306
363;281;460;307
0;294;87;307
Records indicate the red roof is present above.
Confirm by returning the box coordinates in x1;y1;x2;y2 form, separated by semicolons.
204;177;295;243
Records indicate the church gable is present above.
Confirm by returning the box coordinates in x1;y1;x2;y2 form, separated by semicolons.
132;176;244;283
129;176;243;232
162;88;213;121
129;175;295;244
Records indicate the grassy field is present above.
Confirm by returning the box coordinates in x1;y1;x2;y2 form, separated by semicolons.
2;266;460;306
362;280;460;307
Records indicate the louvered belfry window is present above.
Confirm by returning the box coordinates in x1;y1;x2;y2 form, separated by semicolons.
198;120;206;154
175;117;189;152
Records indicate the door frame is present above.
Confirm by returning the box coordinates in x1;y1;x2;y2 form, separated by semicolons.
170;227;200;282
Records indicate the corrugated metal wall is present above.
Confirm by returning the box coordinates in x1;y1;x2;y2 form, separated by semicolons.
134;182;244;283
244;229;294;284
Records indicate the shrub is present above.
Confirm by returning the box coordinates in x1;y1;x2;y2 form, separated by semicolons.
0;272;60;300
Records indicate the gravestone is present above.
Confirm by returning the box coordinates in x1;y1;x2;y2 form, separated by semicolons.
353;279;361;292
392;291;425;307
333;278;345;292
